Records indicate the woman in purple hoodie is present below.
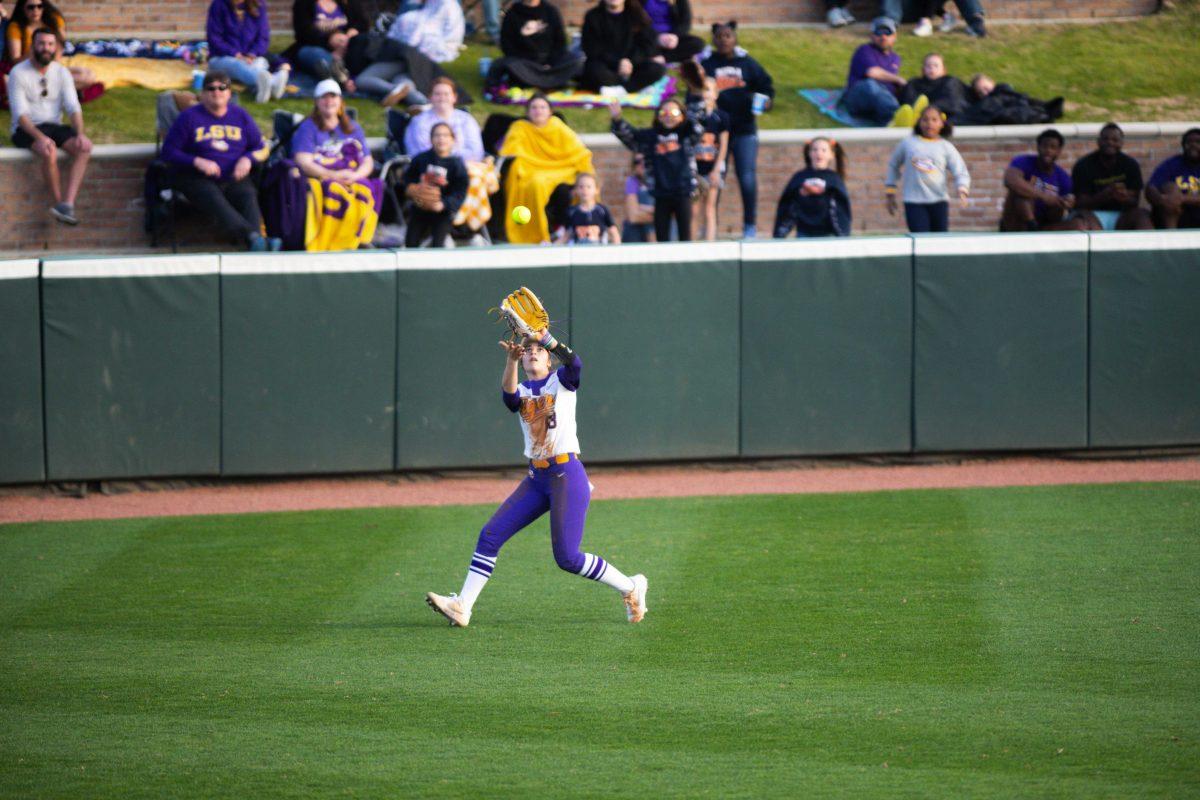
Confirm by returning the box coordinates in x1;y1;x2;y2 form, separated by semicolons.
206;0;290;103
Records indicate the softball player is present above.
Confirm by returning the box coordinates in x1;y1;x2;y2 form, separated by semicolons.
426;295;648;627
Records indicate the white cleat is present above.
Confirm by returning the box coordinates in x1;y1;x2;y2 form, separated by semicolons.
623;574;648;623
426;592;471;627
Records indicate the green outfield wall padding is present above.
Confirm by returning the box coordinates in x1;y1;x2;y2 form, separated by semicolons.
221;253;397;476
913;235;1089;452
741;239;913;456
0;261;45;483
394;249;571;469
569;243;740;462
40;257;221;481
1089;232;1200;446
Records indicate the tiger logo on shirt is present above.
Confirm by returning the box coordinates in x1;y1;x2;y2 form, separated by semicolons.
520;395;557;457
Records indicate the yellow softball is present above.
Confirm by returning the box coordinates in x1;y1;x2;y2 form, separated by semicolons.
512;205;532;225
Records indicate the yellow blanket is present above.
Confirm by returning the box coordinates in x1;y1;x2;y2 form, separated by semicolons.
305;179;380;252
499;117;595;244
63;54;194;90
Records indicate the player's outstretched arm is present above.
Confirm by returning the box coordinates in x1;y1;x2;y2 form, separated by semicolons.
500;340;523;394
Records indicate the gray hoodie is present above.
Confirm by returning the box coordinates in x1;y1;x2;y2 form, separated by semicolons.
886;135;971;204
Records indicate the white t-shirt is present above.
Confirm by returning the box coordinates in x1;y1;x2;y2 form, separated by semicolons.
8;60;81;136
512;367;580;460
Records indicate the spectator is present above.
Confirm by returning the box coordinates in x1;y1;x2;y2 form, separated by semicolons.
5;0;95;93
478;0;500;44
610;96;702;242
579;0;665;93
878;0;986;37
1000;128;1088;232
402;121;469;247
898;52;969;119
1145;128;1200;230
640;0;704;64
692;76;729;241
161;69;276;251
405;76;483;161
8;27;90;225
885;104;970;233
291;79;380;250
825;1;855;28
1071;123;1153;231
774;137;852;238
556;173;620;245
499;92;595;244
622;153;656;243
700;21;774;239
352;52;428;108
284;0;368;89
387;0;464;64
485;0;582;92
206;0;290;104
840;16;903;128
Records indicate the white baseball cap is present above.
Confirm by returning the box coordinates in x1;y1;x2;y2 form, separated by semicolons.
314;79;342;98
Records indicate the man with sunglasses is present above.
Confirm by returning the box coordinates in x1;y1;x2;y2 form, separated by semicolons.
8;27;92;225
161;69;277;251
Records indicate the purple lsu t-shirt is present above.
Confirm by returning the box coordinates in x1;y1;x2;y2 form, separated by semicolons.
1010;153;1072;217
845;43;901;96
162;103;265;180
290;118;370;166
1149;155;1200;195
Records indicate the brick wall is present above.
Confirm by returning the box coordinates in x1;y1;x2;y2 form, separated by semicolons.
0;126;1185;257
59;0;1159;37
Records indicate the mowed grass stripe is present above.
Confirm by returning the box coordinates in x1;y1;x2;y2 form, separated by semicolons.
1;482;1197;798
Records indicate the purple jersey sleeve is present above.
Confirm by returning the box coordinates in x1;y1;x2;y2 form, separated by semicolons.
502;390;521;412
556;353;582;392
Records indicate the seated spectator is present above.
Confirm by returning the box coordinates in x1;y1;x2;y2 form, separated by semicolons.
1000;128;1088;232
206;0;289;104
556;173;620;245
825;1;855;28
498;92;595;244
8;27;91;225
161;69;276;251
579;0;665;93
897;53;969;120
699;21;774;239
1071;123;1153;231
484;0;582;92
622;154;656;243
387;0;464;64
352;54;427;108
885;104;969;233
641;0;704;64
404;77;483;162
774;137;851;238
291;79;381;250
5;0;96;94
692;77;729;241
839;16;904;128
879;0;986;37
956;72;1063;126
611;96;702;242
402;121;469;248
284;0;368;89
1146;128;1200;230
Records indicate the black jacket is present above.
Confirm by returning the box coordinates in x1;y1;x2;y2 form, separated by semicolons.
898;75;971;119
283;0;369;61
501;2;569;65
612;102;703;198
581;3;658;70
402;150;469;218
699;51;774;136
773;168;852;238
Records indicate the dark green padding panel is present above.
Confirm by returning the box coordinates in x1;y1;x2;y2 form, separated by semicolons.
41;257;221;480
222;253;396;475
914;235;1089;452
1090;233;1200;446
741;239;912;456
0;261;45;484
395;248;570;469
569;243;740;462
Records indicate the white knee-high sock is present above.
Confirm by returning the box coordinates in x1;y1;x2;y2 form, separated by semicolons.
459;552;495;611
576;553;635;594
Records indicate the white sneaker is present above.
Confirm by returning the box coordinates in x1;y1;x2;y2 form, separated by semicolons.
599;85;628;98
426;592;471;627
622;574;648;623
913;18;934;37
270;69;290;100
939;11;958;33
826;7;847;27
841;7;856;24
254;70;272;104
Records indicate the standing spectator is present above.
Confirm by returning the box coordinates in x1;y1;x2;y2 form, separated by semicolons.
1145;128;1200;230
402;121;469;248
700;21;774;239
1071;123;1153;231
284;0;368;88
610;96;702;242
485;0;582;92
840;16;903;128
691;77;729;241
579;0;665;93
387;0;464;64
4;0;96;93
556;173;620;245
1000;128;1087;232
825;1;855;28
404;77;483;161
206;0;290;104
8;28;90;225
640;0;704;64
622;153;656;243
885;104;970;233
161;69;276;251
774;137;852;238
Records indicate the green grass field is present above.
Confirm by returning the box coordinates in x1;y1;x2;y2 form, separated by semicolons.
2;481;1198;798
